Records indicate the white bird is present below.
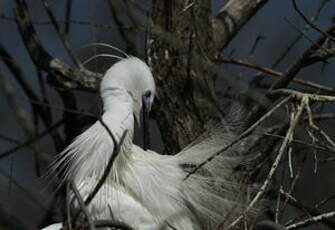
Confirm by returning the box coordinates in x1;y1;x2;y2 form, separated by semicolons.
43;56;256;230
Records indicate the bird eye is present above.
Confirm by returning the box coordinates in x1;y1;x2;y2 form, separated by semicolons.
144;90;151;98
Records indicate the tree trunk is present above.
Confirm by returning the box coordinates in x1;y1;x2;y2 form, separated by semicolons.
151;0;221;153
151;0;269;153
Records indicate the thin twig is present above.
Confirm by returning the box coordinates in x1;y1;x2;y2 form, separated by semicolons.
72;123;127;223
292;0;334;42
70;182;95;230
0;134;20;144
314;194;335;210
108;0;137;55
270;89;335;102
0;119;64;160
228;95;305;229
271;24;335;90
28;99;96;117
64;0;72;33
66;182;73;230
279;154;307;220
287;145;293;178
84;128;128;206
0;169;47;211
283;189;335;228
271;0;330;68
249;34;266;55
286;211;335;229
309;113;335;121
14;0;102;90
0;14;141;29
184;96;292;180
40;0;82;67
0;70;43;175
218;57;335;94
0;42;64;151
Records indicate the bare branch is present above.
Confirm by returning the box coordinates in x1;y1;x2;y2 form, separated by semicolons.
185;96;292;180
281;189;335;229
218;56;335;94
65;0;72;33
286;211;335;230
212;0;269;52
261;131;335;153
270;89;335;103
0;169;48;212
272;0;330;68
108;0;138;55
0;42;64;151
14;0;101;90
271;24;335;90
84;128;128;206
0;73;34;136
0;119;64;160
228;95;304;229
254;220;286;230
0;70;44;175
0;14;139;29
292;0;334;42
70;182;95;230
66;182;73;230
40;0;82;67
73;126;128;222
0;43;39;101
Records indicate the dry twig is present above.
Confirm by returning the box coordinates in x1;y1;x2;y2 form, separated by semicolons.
185;96;292;180
228;94;304;229
218;57;335;94
286;211;335;230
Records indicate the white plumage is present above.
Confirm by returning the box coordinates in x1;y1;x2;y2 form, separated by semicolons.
43;57;255;230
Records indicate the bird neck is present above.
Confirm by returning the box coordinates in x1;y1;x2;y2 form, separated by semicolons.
101;91;136;182
102;93;134;145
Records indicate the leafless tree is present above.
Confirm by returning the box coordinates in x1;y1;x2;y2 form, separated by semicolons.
0;0;334;229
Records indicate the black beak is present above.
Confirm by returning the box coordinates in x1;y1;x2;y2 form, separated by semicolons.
142;95;151;151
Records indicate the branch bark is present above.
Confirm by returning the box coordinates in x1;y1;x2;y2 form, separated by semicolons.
151;0;270;153
213;0;269;52
14;0;101;90
151;0;225;153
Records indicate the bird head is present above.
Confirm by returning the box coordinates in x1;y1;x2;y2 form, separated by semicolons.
100;57;156;130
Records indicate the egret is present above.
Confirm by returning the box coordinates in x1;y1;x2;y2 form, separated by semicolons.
43;56;257;230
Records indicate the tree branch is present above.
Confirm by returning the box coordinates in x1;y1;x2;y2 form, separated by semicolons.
212;0;269;53
271;24;335;90
40;0;82;67
0;42;64;152
292;0;334;42
218;56;335;94
70;182;95;230
286;211;335;230
14;0;101;90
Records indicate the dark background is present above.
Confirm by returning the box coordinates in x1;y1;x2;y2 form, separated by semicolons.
0;0;334;229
